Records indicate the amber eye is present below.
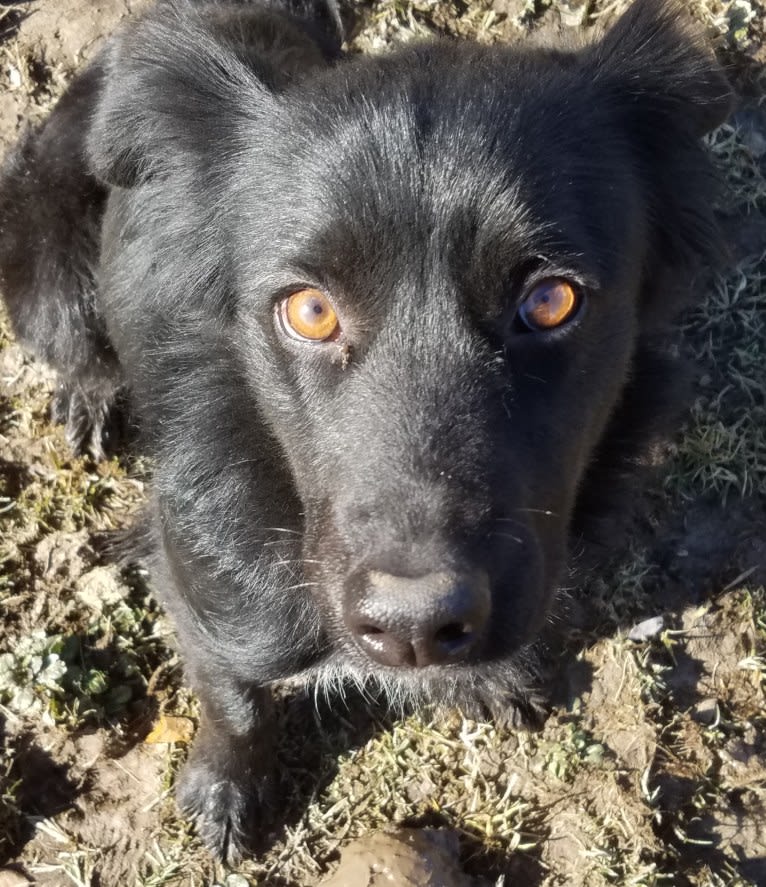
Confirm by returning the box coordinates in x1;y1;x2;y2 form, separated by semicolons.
279;288;340;342
518;278;580;331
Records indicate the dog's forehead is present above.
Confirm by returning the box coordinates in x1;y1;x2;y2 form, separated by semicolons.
257;42;644;293
287;45;562;211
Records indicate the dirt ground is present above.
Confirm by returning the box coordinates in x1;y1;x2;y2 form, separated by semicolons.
0;0;764;885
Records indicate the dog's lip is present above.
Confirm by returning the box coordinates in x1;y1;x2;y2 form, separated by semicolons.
286;639;535;690
311;623;530;673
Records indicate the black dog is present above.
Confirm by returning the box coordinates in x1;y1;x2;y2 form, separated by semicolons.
0;0;731;860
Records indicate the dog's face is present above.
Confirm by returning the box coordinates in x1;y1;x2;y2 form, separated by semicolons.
226;34;728;678
228;46;649;671
90;0;730;686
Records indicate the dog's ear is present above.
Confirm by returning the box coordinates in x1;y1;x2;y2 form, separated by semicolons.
585;0;733;284
588;0;733;137
87;5;286;188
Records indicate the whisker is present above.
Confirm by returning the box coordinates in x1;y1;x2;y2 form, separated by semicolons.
492;517;525;529
489;531;523;544
261;527;302;535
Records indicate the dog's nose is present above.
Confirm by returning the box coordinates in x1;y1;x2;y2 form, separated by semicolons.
344;569;491;668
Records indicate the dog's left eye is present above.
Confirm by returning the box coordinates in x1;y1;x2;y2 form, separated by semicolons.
278;288;340;342
518;278;580;332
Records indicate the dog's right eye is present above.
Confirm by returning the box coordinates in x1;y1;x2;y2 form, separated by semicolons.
518;278;581;332
277;289;341;342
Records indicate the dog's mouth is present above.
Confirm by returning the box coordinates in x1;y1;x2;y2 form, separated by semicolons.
289;636;546;719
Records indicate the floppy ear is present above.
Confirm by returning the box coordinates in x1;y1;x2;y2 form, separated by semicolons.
88;1;333;188
87;6;271;187
585;0;733;283
588;0;733;137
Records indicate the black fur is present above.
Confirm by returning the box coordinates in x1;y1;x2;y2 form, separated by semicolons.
0;0;731;860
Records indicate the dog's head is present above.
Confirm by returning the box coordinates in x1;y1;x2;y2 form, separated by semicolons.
90;0;731;684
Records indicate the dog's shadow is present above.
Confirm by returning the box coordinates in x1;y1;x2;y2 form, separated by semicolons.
0;713;81;867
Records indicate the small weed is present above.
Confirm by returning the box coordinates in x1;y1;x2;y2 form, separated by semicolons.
0;586;172;728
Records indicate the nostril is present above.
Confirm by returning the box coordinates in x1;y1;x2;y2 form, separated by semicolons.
360;624;384;636
434;622;472;646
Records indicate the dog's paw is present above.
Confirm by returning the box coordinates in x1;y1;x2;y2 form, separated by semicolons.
466;685;550;731
491;690;549;730
51;382;121;460
176;752;272;864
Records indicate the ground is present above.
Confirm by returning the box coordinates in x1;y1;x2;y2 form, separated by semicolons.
0;0;764;885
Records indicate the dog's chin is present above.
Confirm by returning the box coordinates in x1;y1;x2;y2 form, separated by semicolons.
289;635;546;722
